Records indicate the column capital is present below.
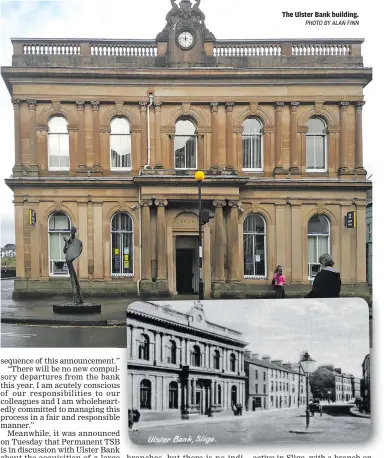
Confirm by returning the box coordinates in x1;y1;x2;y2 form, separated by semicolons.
355;101;366;110
154;102;162;112
26;99;36;110
213;200;227;207
76;100;85;111
12;99;21;110
227;200;241;208
139;101;148;112
339;101;350;111
91;100;100;111
275;101;285;111
154;199;168;207
225;101;234;112
290;101;300;112
210;102;219;113
140;200;153;207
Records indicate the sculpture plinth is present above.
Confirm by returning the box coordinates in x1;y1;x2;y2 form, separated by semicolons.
52;226;101;314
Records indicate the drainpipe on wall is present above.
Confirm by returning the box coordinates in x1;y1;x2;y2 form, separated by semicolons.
137;93;154;296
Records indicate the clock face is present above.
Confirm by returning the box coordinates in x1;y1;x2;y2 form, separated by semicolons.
177;31;194;49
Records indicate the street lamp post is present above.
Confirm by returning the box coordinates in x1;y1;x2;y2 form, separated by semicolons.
195;171;205;300
328;390;331;404
300;351;316;429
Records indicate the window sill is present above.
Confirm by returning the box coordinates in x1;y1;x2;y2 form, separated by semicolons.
306;169;328;173
110;168;132;172
243;169;264;173
48;168;70;172
244;275;267;280
111;274;134;278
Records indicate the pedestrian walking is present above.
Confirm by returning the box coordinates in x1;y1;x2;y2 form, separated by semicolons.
131;409;141;431
128;409;134;430
305;253;341;298
273;266;286;298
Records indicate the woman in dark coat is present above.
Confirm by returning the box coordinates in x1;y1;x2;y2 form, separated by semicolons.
305;254;341;298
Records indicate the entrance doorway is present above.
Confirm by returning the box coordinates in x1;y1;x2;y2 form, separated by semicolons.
196;390;203;414
175;236;198;294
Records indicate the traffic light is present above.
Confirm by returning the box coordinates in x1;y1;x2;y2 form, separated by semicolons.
29;209;36;226
201;210;214;225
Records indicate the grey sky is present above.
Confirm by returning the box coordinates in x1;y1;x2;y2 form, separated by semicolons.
0;0;376;245
153;297;370;377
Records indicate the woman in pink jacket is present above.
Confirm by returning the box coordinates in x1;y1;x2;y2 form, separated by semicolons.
273;266;286;298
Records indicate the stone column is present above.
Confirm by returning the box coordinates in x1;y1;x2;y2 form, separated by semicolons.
76;101;86;170
91;101;102;172
155;199;168;280
291;203;303;282
213;200;226;281
139;102;148;168
289;102;300;173
210;102;219;167
355;102;365;172
225;102;235;169
227;200;240;281
274;101;284;174
141;200;152;279
356;203;366;283
27;100;38;174
275;204;286;270
181;338;186;365
12;99;23;173
339;102;349;173
155;102;162;167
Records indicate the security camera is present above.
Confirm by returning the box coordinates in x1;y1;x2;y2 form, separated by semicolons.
131;204;138;210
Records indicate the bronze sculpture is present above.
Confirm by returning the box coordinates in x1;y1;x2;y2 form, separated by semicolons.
63;226;83;304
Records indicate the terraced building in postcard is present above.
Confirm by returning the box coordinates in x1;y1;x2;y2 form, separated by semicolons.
2;0;372;298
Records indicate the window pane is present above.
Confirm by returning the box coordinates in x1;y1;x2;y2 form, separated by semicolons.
314;136;325;169
48;117;68;133
307;117;326;134
111;117;130;134
308;215;329;234
175;119;195;135
242;137;251;168
49;213;70;231
255;234;265;276
308;236;317;264
318;236;328;256
243;234;254;275
306;136;315;168
243;118;262;135
111;134;131;168
244;214;265;233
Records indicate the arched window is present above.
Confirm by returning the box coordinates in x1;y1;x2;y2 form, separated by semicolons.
230;353;236;372
168;340;177;364
111;213;133;276
48;117;69;171
110;117;132;170
191;345;201;367
231;385;237;405
213;350;220;370
308;214;330;278
174;119;197;169
242;118;263;171
217;385;222;405
169;381;178;409
243;213;267;277
48;211;71;276
306;117;327;171
140;379;151;409
138;334;150;361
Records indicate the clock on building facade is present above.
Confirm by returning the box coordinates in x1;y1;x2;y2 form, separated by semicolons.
177;30;195;50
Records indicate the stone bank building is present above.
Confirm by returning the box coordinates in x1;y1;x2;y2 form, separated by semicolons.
127;300;247;419
2;0;372;298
